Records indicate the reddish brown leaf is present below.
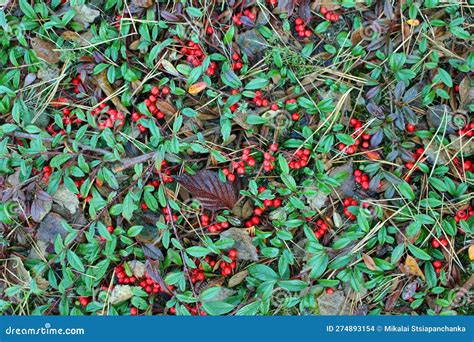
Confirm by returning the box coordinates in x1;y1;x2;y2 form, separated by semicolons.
156;100;176;116
362;253;377;271
175;170;238;210
188;81;208;95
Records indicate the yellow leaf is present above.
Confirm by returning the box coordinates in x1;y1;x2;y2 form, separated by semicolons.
406;19;420;27
188;82;208;95
469;245;474;261
403;255;425;280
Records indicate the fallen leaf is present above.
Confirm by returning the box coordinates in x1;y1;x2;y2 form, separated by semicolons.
175;170;239;210
127;260;145;278
402;255;425;280
156;100;176;116
31;37;61;64
317;290;350;315
36;213;68;244
131;0;153;8
188;82;208;95
72;5;100;28
306;191;328;210
94;71;130;114
227;270;249;288
52;185;79;216
469;245;474;261
6;256;32;287
220;228;258;261
401;281;418;300
329;160;354;197
142;244;164;260
362;253;377;271
109;285;134;305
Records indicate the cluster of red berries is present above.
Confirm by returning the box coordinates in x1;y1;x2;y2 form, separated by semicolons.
432;260;444;275
338;119;371;154
46;122;65;137
454;207;474;226
139;273;164;294
99;225;114;242
115;264;137;284
61;107;82;126
251;90;270;107
200;214;230;233
231;52;243;71
294;18;312;38
343;197;358;220
190;259;207;283
230;148;256;177
232;8;256;26
71;74;83;94
152;160;174;183
170;303;206;316
244;187;282;227
41;165;52;184
288;148;311;169
431;237;449;249
180;41;217;76
95;105;126;130
353;169;371;190
78;296;90;307
262;144;278;172
458;119;474;137
145;86;169;117
320;7;340;22
405;147;425;171
220;249;238;276
313;219;329;240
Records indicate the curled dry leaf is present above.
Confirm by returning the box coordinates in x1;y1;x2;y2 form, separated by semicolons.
469;245;474;261
362;253;377;271
109;285;134;305
175;170;239;210
94;71;130;114
31;37;61;64
188;82;208;95
156;100;176;116
401;255;425;280
227;270;249;288
127;260;145;278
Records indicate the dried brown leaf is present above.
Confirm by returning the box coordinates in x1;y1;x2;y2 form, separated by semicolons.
94;71;130;114
156;100;176;116
175;170;238;210
31;37;61;64
362;253;377;271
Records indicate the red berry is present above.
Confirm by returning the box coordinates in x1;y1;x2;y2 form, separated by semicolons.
130;307;138;315
406;123;416;133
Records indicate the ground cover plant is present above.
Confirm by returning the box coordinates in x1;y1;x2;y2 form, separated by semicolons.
0;0;473;316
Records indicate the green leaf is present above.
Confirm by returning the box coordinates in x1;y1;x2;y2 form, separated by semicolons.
66;250;85;272
249;264;278;282
186;246;211;257
127;225;143;237
408;244;432;261
201;301;235;315
221;69;242;88
398;181;415;201
245;78;269;90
